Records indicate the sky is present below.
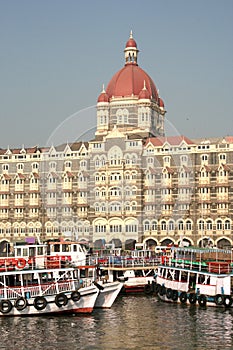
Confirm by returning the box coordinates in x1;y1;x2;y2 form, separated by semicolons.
0;0;232;149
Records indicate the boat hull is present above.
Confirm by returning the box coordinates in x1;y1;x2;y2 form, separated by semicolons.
94;281;123;308
0;285;99;316
156;289;233;308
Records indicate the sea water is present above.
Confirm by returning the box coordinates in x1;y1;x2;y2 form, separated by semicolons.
0;295;232;350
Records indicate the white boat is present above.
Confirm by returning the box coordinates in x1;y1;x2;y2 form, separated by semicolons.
97;255;158;294
155;246;233;308
93;280;123;308
47;240;88;267
13;241;87;269
0;266;99;316
12;242;123;309
74;265;123;308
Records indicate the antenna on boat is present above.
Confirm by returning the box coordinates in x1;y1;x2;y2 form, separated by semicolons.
36;233;42;245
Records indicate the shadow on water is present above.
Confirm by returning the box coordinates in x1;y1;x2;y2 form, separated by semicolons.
0;295;232;350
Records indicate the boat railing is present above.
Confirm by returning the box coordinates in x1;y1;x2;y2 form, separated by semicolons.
0;279;82;300
162;257;232;274
0;285;22;299
95;256;161;268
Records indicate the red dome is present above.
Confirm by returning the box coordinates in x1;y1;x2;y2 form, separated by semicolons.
158;97;165;108
125;37;137;48
138;85;150;100
106;64;158;100
97;90;109;103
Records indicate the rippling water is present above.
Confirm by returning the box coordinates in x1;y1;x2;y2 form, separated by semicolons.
0;295;233;350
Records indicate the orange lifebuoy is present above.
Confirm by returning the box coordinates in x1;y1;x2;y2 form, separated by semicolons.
16;258;26;269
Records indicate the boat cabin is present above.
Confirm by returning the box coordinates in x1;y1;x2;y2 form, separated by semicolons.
47;241;87;266
14;243;47;269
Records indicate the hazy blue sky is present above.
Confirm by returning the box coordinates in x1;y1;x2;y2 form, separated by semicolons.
0;0;232;148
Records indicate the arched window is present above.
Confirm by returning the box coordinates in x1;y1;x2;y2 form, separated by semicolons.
177;220;184;230
224;220;231;230
206;220;212;230
216;220;222;230
131;201;137;211
161;220;166;231
116;108;129;124
198;220;205;231
144;221;150;231
168;220;174;231
151;220;157;231
186;220;192;230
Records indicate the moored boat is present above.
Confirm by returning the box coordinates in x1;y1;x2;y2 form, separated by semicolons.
93;280;123;308
97;255;158;294
0;266;99;316
73;264;123;308
12;242;123;310
154;246;233;308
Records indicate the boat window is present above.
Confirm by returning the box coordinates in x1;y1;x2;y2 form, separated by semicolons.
6;275;15;286
62;245;70;252
15;248;21;257
80;269;86;278
181;272;188;282
29;247;36;257
167;271;172;280
37;246;44;256
174;271;179;281
73;245;77;252
54;244;60;253
135;270;143;277
198;275;205;284
23;248;28;257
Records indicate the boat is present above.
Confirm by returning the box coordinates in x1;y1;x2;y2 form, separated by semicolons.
154;246;233;308
0;266;99;316
13;240;88;269
93;280;123;308
12;241;123;309
97;254;158;294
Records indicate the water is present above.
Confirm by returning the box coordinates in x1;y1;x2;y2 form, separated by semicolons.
0;295;233;350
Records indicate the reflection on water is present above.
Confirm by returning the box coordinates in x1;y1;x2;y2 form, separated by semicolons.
0;296;232;350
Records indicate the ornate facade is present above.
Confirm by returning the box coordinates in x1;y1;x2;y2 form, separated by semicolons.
0;33;232;250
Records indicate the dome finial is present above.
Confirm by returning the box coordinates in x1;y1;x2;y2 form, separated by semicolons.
102;84;105;93
124;31;138;65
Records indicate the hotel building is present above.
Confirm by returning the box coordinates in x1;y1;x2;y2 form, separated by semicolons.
0;33;232;251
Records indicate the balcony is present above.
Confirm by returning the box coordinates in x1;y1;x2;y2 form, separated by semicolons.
198;178;210;186
161;180;172;188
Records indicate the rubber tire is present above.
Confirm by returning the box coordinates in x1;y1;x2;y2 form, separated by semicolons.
0;299;12;314
214;294;224;306
55;293;68;308
179;292;187;304
14;297;28;311
33;296;47;311
198;294;207;307
71;291;81;302
188;293;197;305
166;288;173;299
